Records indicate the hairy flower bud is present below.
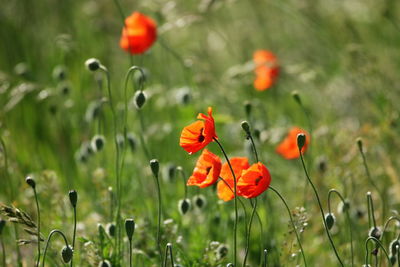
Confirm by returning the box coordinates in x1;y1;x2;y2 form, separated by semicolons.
91;135;106;152
150;159;159;177
25;176;36;189
324;213;336;230
134;90;146;109
297;133;306;151
241;121;251;135
125;219;135;241
98;260;112;267
193;194;207;209
291;90;302;105
106;223;116;237
61;245;73;263
85;58;100;71
178;199;191;215
69;190;78;208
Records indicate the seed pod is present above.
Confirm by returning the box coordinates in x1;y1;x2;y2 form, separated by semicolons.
134;90;146;109
368;226;382;239
91;135;106;152
69;190;78;208
241;121;251;135
98;260;112;267
324;213;336;230
52;65;67;81
150;159;159;177
0;219;6;235
106;223;116;238
125;219;135;241
127;133;137;152
25;176;36;189
61;245;73;263
85;58;100;71
178;199;191;215
193;194;206;209
297;133;306;150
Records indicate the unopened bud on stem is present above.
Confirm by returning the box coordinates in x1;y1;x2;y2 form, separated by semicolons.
125;219;135;241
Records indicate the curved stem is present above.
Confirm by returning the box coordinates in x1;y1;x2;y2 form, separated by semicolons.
380;216;400;241
33;188;41;267
364;237;391;266
213;138;238;266
299;150;344;266
247;134;259;163
269;186;308;267
327;189;354;267
70;207;77;267
42;230;70;267
99;66;123;258
243;198;257;267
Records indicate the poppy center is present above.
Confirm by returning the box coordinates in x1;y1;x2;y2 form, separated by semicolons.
198;128;205;142
255;176;262;185
205;166;212;174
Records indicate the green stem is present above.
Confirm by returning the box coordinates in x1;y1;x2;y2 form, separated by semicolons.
99;66;122;259
137;108;151;159
168;244;174;267
70;206;77;267
243;198;257;267
367;193;377;229
33;187;41;267
327;189;354;267
41;230;70;267
213;138;238;266
364;237;391;266
269;186;307;267
263;249;267;267
177;167;188;199
152;171;163;263
129;238;133;267
299;150;344;266
1;236;5;267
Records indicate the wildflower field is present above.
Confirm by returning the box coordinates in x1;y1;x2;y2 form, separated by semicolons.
1;0;400;266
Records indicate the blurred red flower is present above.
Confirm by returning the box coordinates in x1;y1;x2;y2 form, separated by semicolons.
180;107;217;154
187;149;222;188
253;50;279;91
276;127;310;159
120;12;157;54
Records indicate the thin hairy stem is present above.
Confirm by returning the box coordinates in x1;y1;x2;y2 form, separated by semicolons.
299;150;344;266
70;206;77;267
243;198;257;266
33;188;41;267
214;138;238;266
152;171;163;263
364;237;391;266
42;230;70;267
327;189;354;267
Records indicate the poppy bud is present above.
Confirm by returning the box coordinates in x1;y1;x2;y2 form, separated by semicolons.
106;223;116;237
125;219;135;241
244;101;252;118
164;163;176;182
291;90;302;105
253;128;261;140
389;254;396;265
0;219;5;235
127;133;137;152
226;264;234;267
25;176;36;189
216;244;228;260
69;190;78;208
178;199;191;215
368;226;382;239
53;65;67;81
98;260;112;267
356;137;363;151
241;121;251;135
150;159;159;177
85;58;101;71
337;199;350;214
61;245;73;263
389;239;400;255
297;133;306;151
91;135;106;152
180;90;191;105
193;194;207;209
324;213;336;230
134;90;146;109
57;81;70;96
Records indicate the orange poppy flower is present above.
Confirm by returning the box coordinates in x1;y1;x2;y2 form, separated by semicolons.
276;127;310;159
187;149;222;188
180;107;217;154
253;50;279;91
120;12;157;55
217;157;250;201
237;162;271;198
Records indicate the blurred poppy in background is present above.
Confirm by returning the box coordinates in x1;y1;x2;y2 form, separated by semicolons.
253;50;279;91
187;149;222;188
180;107;217;154
120;12;157;54
276;127;310;159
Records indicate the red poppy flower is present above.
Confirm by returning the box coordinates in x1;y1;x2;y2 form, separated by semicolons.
120;12;157;54
180;107;217;154
253;50;279;91
217;157;250;201
237;162;271;198
187;149;222;188
276;127;310;159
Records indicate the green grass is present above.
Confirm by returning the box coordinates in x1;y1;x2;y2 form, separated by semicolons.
1;0;400;266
